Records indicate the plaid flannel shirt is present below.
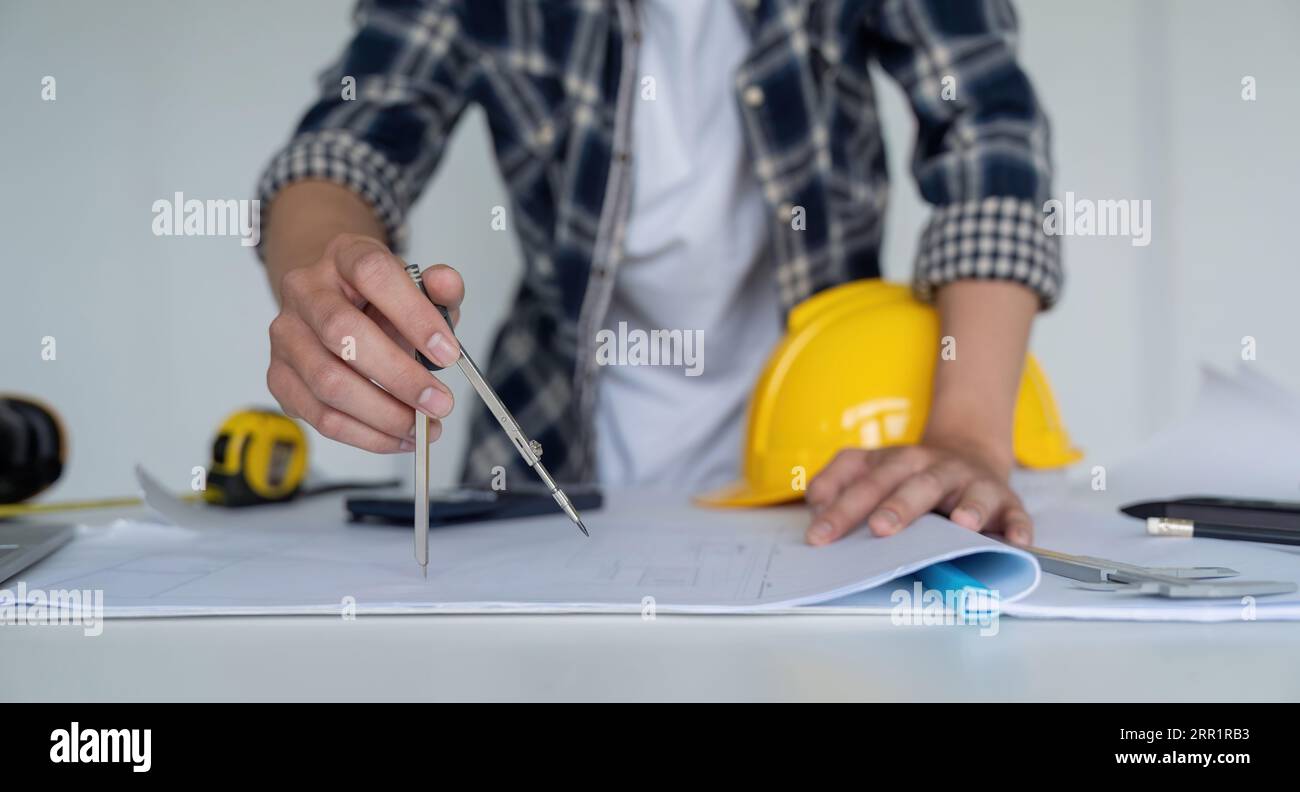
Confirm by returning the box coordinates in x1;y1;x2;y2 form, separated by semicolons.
258;0;1061;485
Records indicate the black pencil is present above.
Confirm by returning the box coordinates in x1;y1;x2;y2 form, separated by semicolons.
1146;517;1300;546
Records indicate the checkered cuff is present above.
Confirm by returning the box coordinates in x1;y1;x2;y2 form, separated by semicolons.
255;130;412;257
912;197;1062;309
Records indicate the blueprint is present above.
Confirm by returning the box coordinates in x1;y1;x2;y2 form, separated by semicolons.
5;470;1037;617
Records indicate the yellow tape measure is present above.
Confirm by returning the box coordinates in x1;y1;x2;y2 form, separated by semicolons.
0;408;309;517
203;409;308;507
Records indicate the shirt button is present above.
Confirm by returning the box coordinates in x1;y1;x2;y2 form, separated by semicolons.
535;123;554;147
742;85;765;107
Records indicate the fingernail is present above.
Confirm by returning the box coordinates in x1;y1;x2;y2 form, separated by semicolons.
417;385;453;419
408;423;417;438
399;439;415;452
952;506;982;530
426;332;460;368
808;521;835;544
1009;526;1030;546
869;509;900;535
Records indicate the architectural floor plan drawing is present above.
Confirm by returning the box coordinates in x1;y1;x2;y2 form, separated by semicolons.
7;477;1037;617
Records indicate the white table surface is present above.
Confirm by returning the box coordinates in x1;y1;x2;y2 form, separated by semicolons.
4;612;1299;701
6;489;1300;703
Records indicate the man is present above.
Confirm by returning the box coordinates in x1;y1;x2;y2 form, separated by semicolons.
258;0;1059;546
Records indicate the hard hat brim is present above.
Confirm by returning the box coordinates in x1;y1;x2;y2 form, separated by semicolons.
693;479;804;508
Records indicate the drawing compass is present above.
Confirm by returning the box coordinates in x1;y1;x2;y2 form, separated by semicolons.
404;264;589;578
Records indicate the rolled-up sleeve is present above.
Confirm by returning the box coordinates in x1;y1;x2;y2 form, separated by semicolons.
869;0;1061;308
256;0;477;253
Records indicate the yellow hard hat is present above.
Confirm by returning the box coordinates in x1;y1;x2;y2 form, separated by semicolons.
695;279;1082;508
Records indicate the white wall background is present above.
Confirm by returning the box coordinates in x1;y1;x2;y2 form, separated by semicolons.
2;0;1297;501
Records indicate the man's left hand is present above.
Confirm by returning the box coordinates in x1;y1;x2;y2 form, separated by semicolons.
803;440;1031;547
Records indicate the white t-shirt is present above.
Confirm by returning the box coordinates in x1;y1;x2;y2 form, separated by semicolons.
594;0;781;492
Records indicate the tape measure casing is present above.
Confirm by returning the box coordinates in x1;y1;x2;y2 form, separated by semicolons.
204;409;307;507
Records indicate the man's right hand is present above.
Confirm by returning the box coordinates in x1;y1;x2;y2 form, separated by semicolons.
267;232;465;453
